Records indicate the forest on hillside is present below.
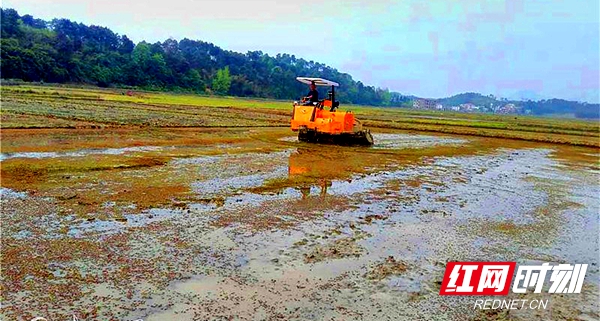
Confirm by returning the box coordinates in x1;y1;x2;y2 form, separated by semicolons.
0;8;411;106
1;8;597;117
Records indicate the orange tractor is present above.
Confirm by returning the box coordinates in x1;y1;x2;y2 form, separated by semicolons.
290;77;374;146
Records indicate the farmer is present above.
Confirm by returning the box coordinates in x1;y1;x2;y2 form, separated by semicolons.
303;81;319;105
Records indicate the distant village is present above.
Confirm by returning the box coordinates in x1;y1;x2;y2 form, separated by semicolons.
411;99;525;115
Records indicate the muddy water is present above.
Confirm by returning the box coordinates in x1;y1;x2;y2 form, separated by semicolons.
1;128;598;321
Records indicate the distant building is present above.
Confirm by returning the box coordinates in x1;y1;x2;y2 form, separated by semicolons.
413;99;437;110
459;103;476;112
498;103;517;114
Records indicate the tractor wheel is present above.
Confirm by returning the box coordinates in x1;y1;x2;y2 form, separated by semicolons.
298;128;316;142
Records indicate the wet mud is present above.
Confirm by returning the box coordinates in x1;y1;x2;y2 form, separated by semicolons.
1;127;598;320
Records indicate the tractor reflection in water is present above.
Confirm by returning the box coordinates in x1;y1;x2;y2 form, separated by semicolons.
288;148;336;199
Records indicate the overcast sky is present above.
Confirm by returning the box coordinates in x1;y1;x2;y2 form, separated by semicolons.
5;0;599;102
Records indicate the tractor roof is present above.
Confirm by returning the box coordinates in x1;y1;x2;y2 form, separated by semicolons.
296;77;339;87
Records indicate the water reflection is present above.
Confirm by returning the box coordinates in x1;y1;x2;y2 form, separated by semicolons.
288;148;335;198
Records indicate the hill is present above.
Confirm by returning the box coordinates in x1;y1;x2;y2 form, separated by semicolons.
0;8;401;106
437;93;499;107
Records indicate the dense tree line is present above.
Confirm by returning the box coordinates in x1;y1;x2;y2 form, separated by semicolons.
0;8;410;106
520;99;599;119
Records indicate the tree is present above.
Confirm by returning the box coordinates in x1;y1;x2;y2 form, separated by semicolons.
21;14;47;29
183;69;204;91
212;66;231;95
1;8;22;38
118;35;134;54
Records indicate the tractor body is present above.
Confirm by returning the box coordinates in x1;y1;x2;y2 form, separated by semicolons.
290;77;374;146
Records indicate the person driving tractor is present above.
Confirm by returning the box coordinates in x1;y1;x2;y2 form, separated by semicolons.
303;81;319;105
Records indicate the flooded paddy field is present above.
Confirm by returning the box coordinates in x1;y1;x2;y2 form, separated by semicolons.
1;125;598;321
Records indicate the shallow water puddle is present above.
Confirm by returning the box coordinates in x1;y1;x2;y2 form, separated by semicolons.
0;187;28;199
371;133;468;149
0;145;168;161
278;133;469;150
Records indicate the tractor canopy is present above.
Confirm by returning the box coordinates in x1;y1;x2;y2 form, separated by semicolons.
296;77;339;87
